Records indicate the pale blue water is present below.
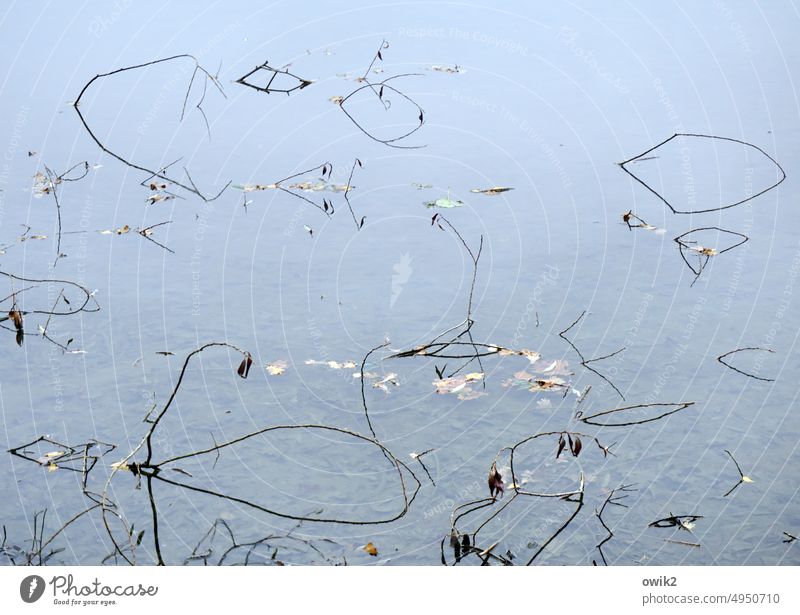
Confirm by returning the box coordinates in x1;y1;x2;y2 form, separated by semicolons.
0;1;798;565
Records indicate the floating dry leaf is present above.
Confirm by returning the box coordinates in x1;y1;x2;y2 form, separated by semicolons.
372;373;399;393
429;64;465;74
266;360;288;376
305;359;357;370
532;358;572;376
37;451;65;465
433;372;483;395
32;171;56;197
470;187;514;195
690;246;718;256
425;198;464;209
288;181;352;193
99;225;131;235
362;542;378;556
457;389;487;401
520;349;542;363
146;193;174;204
233;183;279;192
503;371;569;393
329;95;344;105
352;371;379;379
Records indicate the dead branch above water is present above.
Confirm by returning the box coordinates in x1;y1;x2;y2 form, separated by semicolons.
73;54;231;202
338;40;426;149
559;310;626;400
619;133;786;215
717;347;775;382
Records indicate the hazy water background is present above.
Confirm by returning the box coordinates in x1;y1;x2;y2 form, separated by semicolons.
0;1;799;565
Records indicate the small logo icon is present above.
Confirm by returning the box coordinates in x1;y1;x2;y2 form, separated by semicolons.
20;575;45;603
390;252;413;308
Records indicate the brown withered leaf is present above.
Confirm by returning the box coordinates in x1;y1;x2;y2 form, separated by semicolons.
237;354;253;379
8;309;23;332
571;436;582;457
488;462;504;498
556;434;566;459
450;530;461;561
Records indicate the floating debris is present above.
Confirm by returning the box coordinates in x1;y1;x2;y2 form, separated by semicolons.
429;64;466;74
470;187;513;195
424;198;464;209
266;360;288;376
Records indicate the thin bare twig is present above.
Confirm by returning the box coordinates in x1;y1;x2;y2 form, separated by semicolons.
717;347;775;382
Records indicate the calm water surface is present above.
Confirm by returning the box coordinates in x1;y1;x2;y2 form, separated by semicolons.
0;1;798;565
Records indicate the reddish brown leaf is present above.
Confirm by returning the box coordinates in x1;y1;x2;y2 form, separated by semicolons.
8;309;23;332
556;434;566;459
237;353;253;379
572;436;582;457
488;462;504;498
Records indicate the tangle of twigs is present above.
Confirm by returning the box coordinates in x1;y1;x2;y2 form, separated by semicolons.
0;269;100;349
99;342;421;565
338;40;426;149
234;162;336;217
388;215;486;381
446;430;615;566
674;227;749;287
